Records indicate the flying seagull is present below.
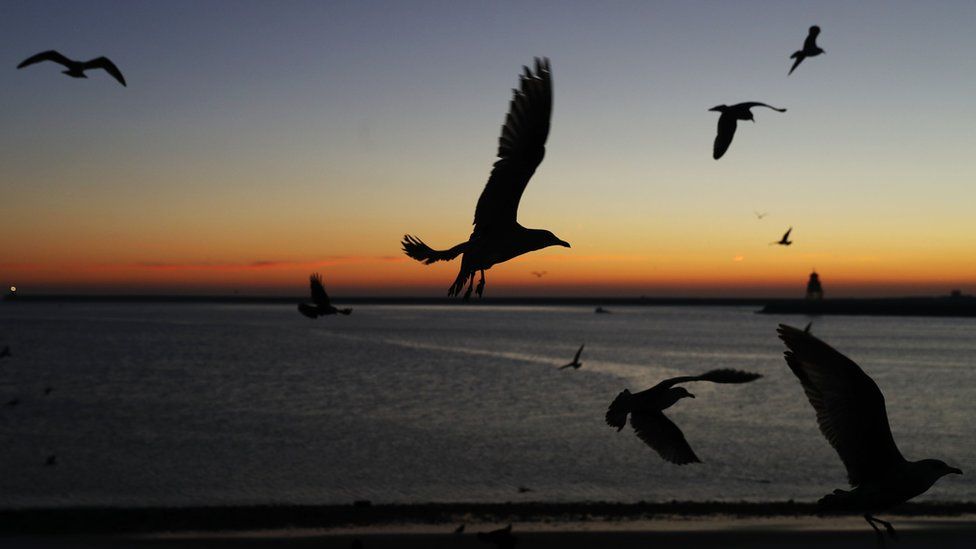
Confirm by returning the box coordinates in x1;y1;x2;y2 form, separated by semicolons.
476;524;517;549
606;369;762;464
297;273;351;318
789;25;826;75
531;271;547;278
402;58;569;300
754;211;769;220
559;344;584;370
772;226;793;246
777;325;961;545
709;102;786;160
17;50;126;87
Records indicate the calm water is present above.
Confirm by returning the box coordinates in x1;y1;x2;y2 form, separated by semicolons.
0;303;973;507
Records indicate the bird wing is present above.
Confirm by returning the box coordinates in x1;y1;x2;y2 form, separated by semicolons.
789;55;805;75
17;50;73;69
82;57;126;86
738;102;788;113
297;303;319;318
782;226;793;240
473;58;552;232
309;273;331;307
630;410;701;465
777;324;905;486
713;113;737;160
659;368;762;388
573;344;584;363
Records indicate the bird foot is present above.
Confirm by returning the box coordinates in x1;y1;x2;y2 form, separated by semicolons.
475;270;485;298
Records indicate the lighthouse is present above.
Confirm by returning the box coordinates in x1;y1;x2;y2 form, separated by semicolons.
805;271;823;301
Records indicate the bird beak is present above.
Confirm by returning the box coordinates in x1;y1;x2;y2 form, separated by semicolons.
949;467;963;475
687;393;696;399
558;240;571;248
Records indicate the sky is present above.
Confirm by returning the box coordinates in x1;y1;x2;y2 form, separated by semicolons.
1;0;975;297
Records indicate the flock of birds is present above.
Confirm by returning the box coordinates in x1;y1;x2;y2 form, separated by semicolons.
10;23;963;548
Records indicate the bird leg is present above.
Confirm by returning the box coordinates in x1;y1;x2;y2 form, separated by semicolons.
874;516;898;540
864;515;887;548
475;269;486;298
462;271;475;301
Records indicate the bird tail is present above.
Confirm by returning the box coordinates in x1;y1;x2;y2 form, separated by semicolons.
817;489;857;514
297;303;320;318
402;235;467;264
605;389;632;431
696;369;763;384
338;308;353;315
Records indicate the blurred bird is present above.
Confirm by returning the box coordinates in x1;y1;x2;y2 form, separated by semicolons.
477;524;517;549
531;271;547;278
606;369;762;464
559;344;584;370
17;50;126;86
45;455;57;466
754;211;768;220
772;227;793;246
789;25;826;75
517;485;533;493
709;102;787;159
297;273;351;318
402;58;569;300
44;386;53;396
454;524;466;534
778;325;961;545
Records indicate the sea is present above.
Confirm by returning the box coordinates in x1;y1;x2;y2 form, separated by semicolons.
0;303;973;508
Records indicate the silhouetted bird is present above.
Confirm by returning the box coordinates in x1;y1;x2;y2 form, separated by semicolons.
0;346;10;358
559;344;584;370
777;325;961;545
517;485;533;493
789;26;825;75
297;273;351;318
531;271;547;278
477;524;517;549
709;102;787;159
454;524;466;534
754;211;768;220
45;455;56;466
402;58;569;300
606;369;762;464
17;50;126;86
594;307;611;314
772;226;793;246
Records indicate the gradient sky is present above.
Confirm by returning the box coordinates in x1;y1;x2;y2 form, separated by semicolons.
2;1;975;297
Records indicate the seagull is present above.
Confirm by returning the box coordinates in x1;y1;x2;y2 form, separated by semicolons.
517;485;533;493
777;325;961;545
531;271;547;278
606;369;761;464
772;226;793;246
402;58;569;300
0;346;11;358
297;273;351;318
789;25;826;75
476;524;517;549
709;102;787;160
754;211;768;220
559;344;584;370
17;50;126;87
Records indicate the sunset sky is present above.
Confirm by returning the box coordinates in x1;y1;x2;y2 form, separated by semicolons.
1;1;975;297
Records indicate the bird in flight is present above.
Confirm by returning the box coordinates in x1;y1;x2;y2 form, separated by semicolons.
297;273;351;318
777;325;961;545
772;227;793;246
476;524;517;549
402;58;569;300
17;50;126;87
530;271;547;278
709;102;786;160
606;369;762;464
559;344;584;370
754;211;768;220
45;454;57;467
789;25;826;75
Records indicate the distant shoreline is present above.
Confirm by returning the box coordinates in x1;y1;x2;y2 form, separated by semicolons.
2;501;975;535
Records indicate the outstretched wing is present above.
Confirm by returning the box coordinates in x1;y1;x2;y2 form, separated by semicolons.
630;411;701;465
713;113;737;160
777;324;905;486
789;54;804;75
738;102;788;113
309;273;331;308
17;50;73;70
473;58;552;233
572;344;584;363
297;303;319;318
83;57;126;86
782;226;793;240
660;368;762;388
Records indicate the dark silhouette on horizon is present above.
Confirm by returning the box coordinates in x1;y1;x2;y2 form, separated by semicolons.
559;344;584;370
777;324;961;546
595;306;611;314
772;226;793;246
606;369;761;464
709;102;786;159
297;273;351;318
402;58;569;300
789;26;825;75
531;271;547;278
17;50;126;86
477;523;517;548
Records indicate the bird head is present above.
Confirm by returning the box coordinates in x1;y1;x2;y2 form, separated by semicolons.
527;229;570;251
708;105;728;113
674;387;695;400
916;459;963;483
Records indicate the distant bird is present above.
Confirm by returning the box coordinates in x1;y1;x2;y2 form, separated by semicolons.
559;344;584;370
5;398;19;407
0;346;10;358
754;211;768;220
517;485;533;493
454;524;466;534
402;58;569;300
297;273;351;318
789;25;826;75
477;524;517;549
45;455;56;466
17;50;126;86
531;271;547;278
606;369;762;464
44;386;53;396
594;307;611;314
709;102;787;160
772;226;793;246
777;325;961;545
